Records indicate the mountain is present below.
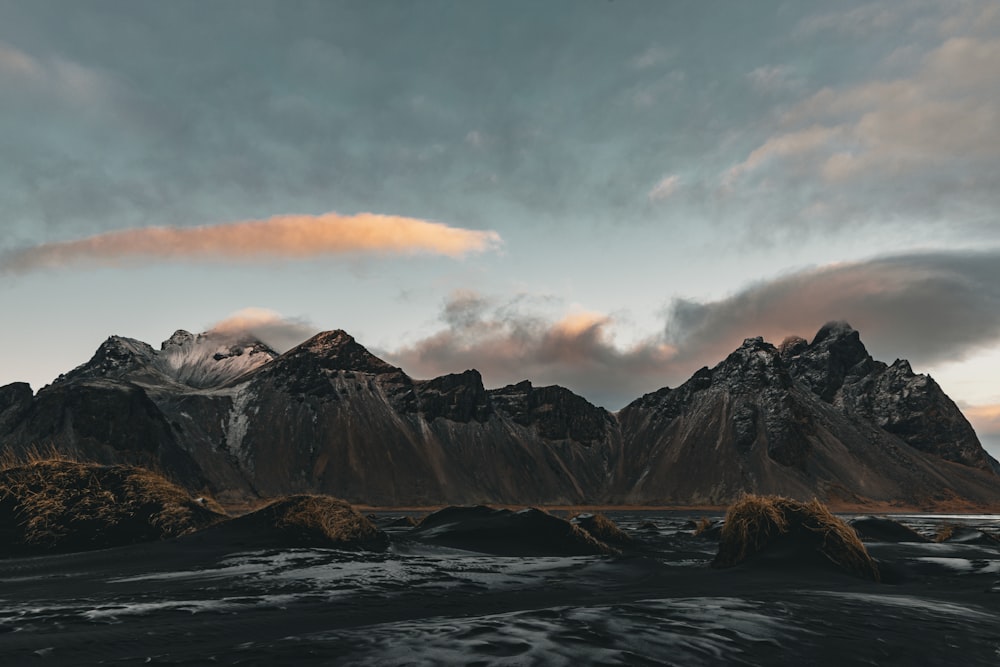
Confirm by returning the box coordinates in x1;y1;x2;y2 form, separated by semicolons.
615;328;1000;506
1;323;997;508
0;330;280;497
56;330;278;389
781;322;998;473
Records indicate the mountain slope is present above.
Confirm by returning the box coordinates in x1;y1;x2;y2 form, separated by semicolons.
0;323;997;508
54;330;278;390
184;330;622;505
615;333;1000;506
782;321;998;473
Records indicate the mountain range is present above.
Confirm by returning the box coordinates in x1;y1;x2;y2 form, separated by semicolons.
1;321;998;508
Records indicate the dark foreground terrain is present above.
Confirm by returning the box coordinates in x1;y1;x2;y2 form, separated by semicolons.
1;512;999;665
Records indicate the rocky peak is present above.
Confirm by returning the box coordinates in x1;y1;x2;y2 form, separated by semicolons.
784;321;878;402
49;329;280;391
5;319;1000;508
161;329;275;357
54;335;157;385
161;330;196;350
98;335;157;365
156;330;278;389
622;340;791;422
890;358;913;375
258;329;409;401
290;330;399;375
622;365;713;417
778;335;809;357
416;369;491;423
866;357;997;472
810;321;868;361
489;381;612;445
779;322;998;474
712;337;791;392
812;320;860;345
632;327;861;416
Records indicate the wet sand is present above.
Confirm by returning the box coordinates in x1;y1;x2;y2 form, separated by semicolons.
1;512;999;665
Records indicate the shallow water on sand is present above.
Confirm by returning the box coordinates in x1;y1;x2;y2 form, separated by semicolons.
1;513;999;665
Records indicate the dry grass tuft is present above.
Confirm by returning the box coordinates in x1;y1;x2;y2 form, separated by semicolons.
0;443;76;472
932;524;1000;545
267;495;387;549
572;512;632;546
566;522;621;556
934;524;957;543
694;517;715;535
713;494;880;581
0;459;226;554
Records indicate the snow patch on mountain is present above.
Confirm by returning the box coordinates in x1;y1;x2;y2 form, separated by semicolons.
53;329;278;390
224;382;257;473
157;330;278;389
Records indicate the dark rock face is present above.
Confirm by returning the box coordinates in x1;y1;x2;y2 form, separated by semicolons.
1;329;619;507
279;330;400;378
194;331;621;505
713;338;812;467
782;322;877;403
0;379;207;491
615;324;1000;506
416;370;491;423
56;336;158;385
0;322;997;508
0;382;33;433
489;380;615;445
783;323;997;473
616;338;824;503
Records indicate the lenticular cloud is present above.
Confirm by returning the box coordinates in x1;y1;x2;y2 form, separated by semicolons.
1;212;502;273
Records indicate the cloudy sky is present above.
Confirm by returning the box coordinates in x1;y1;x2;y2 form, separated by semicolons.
2;1;1000;455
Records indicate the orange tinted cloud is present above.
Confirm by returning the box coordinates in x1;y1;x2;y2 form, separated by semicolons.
2;213;502;273
385;293;679;409
208;307;319;353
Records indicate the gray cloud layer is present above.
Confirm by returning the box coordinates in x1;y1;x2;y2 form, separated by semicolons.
5;1;972;248
667;250;1000;369
388;250;1000;409
719;2;1000;238
385;291;677;409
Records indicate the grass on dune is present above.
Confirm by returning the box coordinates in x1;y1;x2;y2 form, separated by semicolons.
268;494;387;548
0;456;226;554
713;494;880;581
571;512;633;546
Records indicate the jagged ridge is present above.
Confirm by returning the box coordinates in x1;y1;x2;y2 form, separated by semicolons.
54;330;278;390
0;322;997;508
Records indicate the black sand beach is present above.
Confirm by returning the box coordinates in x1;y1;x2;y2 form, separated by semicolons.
2;511;999;665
